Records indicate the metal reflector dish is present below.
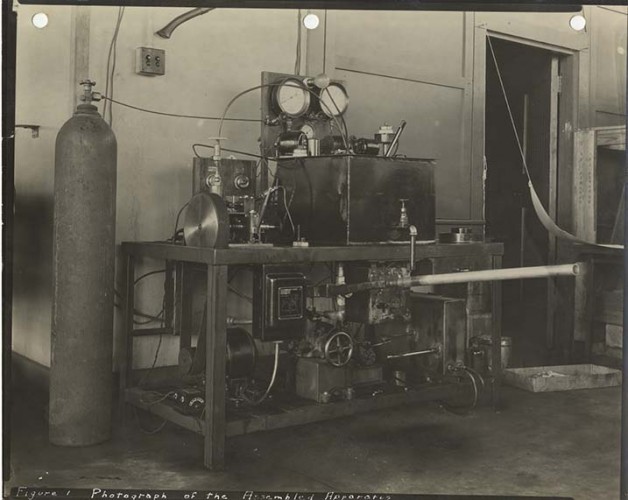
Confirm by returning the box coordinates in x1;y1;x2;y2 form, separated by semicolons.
183;192;229;248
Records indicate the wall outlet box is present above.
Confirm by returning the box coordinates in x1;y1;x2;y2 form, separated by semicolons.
136;47;165;76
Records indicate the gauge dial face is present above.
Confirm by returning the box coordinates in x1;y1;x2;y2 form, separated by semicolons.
274;78;311;117
319;83;349;117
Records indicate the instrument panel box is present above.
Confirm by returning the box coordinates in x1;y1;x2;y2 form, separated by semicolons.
193;157;256;198
253;265;307;341
275;155;435;245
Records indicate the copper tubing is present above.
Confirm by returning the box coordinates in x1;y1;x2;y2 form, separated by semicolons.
326;263;581;296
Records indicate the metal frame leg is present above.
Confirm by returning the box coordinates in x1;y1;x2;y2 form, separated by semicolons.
491;255;503;410
573;259;594;362
119;253;135;419
204;264;228;470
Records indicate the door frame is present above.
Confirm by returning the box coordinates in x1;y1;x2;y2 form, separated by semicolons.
472;25;581;352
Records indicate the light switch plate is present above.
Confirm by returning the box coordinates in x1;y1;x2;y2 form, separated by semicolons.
136;47;165;76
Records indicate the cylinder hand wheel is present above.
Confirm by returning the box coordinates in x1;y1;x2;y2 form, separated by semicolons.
324;331;354;367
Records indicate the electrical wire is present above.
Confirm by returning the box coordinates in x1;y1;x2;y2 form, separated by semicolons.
241;342;280;405
113;289;164;324
137;318;165;388
139;390;176;406
439;367;480;416
132;308;165;325
322;86;349;142
227;284;252;303
134;269;166;286
486;36;531;183
101;96;261;123
278;185;296;235
462;366;486;390
103;7;125;126
172;201;190;242
132;406;168;435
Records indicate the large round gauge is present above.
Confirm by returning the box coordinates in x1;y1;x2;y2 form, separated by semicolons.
272;78;311;118
319;83;349;118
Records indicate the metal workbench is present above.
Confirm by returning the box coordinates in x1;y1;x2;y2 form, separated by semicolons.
120;241;504;470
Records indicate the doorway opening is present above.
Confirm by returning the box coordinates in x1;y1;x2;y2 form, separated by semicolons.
485;36;562;367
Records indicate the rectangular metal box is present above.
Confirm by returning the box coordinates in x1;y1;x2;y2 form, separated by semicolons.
408;293;466;375
252;265;306;341
295;358;384;402
275;155;435;245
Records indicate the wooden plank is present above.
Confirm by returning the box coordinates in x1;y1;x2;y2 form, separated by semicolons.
490;254;502;410
126;388;203;435
462;12;482;222
204;264;228;471
121;242;214;264
131;327;170;337
573;130;597;241
163;261;174;332
546;55;560;349
122;241;504;266
573;261;594;362
470;21;487;226
126;383;462;439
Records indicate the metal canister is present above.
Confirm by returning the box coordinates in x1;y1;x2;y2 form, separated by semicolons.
478;336;512;372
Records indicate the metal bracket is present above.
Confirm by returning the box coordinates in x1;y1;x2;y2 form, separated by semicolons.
15;124;40;138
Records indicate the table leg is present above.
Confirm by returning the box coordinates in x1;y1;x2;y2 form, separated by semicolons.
204;264;228;471
164;260;174;332
491;255;503;410
573;259;594;362
119;253;135;420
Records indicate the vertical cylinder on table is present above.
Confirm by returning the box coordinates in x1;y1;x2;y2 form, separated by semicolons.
49;102;117;446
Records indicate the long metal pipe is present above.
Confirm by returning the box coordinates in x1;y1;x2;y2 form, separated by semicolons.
324;263;581;296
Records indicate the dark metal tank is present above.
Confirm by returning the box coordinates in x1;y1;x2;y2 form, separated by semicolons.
49;101;117;446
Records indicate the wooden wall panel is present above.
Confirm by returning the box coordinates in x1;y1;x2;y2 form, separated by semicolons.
335;68;468;218
328;11;473;221
590;6;627;125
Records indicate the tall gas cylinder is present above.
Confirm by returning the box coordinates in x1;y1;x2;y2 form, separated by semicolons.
49;81;117;446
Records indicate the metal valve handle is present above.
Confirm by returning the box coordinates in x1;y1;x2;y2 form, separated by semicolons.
324;331;354;367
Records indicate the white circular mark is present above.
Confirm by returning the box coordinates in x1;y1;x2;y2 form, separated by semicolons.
32;12;49;29
618;47;626;56
569;15;586;32
303;13;320;30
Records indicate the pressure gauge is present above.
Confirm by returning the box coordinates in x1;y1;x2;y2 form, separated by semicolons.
319;83;349;118
272;78;311;118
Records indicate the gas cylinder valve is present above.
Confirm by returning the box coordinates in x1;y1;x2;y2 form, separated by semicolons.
79;80;102;103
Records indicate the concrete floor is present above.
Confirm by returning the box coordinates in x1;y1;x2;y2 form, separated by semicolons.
6;382;621;499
